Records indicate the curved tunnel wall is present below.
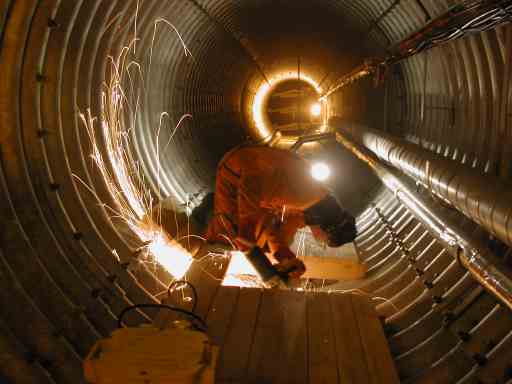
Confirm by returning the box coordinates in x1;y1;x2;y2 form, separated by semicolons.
337;0;512;179
1;0;512;383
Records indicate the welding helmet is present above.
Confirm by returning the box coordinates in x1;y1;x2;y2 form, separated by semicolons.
304;195;357;247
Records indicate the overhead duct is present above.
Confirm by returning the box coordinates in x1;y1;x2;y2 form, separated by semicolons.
336;124;512;247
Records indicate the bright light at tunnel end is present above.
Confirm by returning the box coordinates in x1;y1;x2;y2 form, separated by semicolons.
311;162;331;182
311;103;321;117
252;72;322;140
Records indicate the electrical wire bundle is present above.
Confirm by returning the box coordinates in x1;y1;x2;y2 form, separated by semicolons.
321;0;512;99
388;0;512;64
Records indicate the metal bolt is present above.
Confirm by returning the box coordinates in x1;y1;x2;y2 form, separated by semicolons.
383;323;395;335
473;353;487;366
37;129;49;138
120;261;130;269
48;19;58;28
486;339;496;351
24;352;36;364
91;288;101;298
504;364;512;379
52;328;64;338
443;312;455;324
458;331;471;342
107;274;117;283
39;359;53;369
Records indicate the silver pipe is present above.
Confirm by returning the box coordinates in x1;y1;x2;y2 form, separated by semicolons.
289;132;335;152
335;131;512;312
339;124;512;248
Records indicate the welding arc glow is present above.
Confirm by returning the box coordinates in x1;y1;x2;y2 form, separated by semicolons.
311;162;331;182
76;26;193;279
222;251;264;288
252;72;322;140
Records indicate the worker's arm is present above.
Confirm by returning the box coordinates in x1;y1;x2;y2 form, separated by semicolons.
254;212;306;277
256;227;305;279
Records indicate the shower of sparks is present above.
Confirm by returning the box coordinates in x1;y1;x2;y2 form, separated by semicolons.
75;24;194;279
76;16;318;288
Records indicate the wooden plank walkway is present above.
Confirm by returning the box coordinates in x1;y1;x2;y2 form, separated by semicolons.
154;254;399;383
195;286;399;384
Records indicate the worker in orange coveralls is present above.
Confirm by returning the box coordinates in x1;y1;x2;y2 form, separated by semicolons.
201;145;357;279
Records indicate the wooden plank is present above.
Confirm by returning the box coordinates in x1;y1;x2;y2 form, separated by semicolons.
185;248;228;320
301;256;366;280
329;293;370;384
154;244;228;329
246;289;284;383
307;292;339;384
216;288;262;383
205;286;240;345
153;287;195;329
275;290;308;384
246;289;308;384
352;295;400;384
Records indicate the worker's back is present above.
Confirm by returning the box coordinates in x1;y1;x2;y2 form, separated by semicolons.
207;145;327;248
219;146;327;213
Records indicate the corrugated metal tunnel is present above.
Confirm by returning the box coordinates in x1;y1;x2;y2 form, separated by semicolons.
1;0;512;383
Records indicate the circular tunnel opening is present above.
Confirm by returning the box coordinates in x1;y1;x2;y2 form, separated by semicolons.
266;79;322;135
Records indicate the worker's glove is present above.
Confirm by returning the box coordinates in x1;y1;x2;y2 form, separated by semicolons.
273;246;296;262
275;258;306;279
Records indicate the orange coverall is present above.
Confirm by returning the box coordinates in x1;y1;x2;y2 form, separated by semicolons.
206;145;328;263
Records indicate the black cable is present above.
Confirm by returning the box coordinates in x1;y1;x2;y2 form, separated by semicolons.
389;2;512;63
167;280;198;313
117;303;207;331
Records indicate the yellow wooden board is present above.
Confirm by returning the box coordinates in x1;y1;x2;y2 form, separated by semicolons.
87;290;399;384
300;255;367;280
83;326;217;384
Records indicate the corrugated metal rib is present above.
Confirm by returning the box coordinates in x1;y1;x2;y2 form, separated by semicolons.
1;0;512;382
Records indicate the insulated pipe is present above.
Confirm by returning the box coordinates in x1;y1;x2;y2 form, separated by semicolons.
335;131;512;312
338;124;512;248
289;132;335;152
